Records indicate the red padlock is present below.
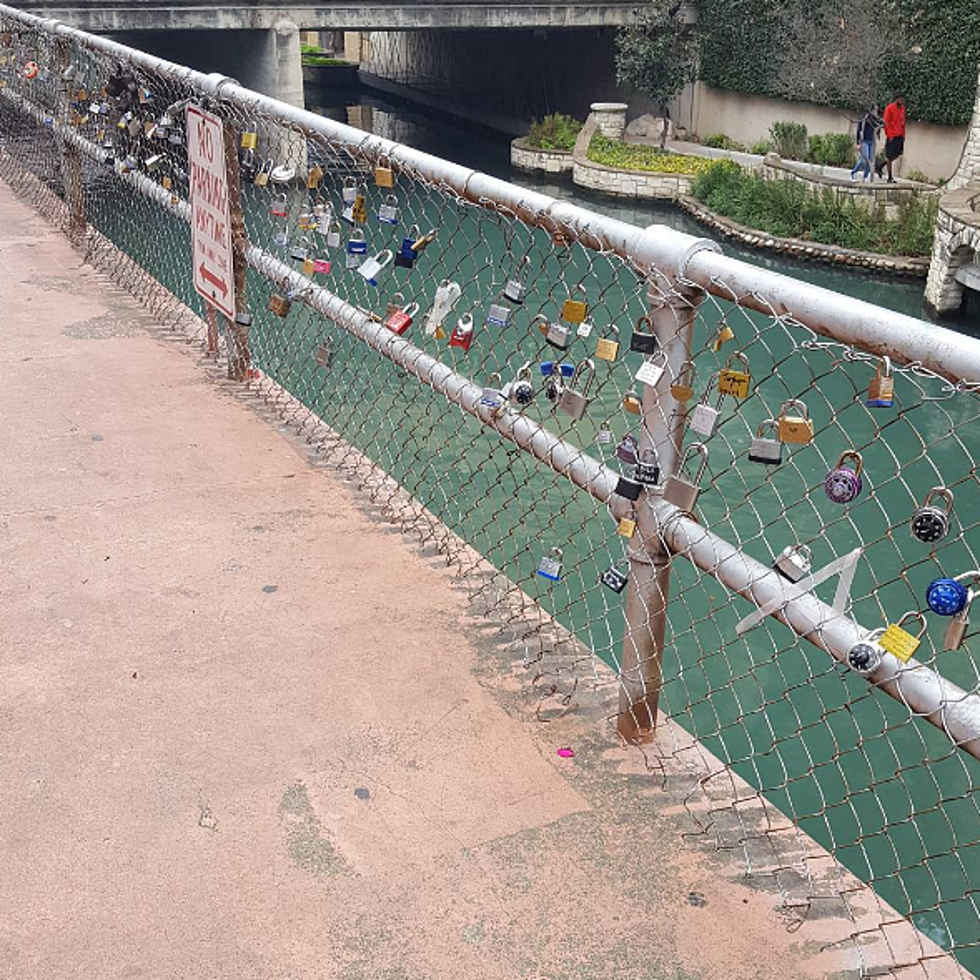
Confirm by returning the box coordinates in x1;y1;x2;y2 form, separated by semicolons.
313;258;331;275
449;313;474;350
385;301;419;336
22;61;38;80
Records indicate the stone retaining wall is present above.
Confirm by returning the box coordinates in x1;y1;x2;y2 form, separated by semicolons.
572;157;694;199
509;138;574;175
678;196;930;277
924;187;980;312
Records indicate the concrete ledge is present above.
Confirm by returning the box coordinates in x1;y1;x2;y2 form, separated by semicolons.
510;137;574;175
677;195;930;277
301;61;358;87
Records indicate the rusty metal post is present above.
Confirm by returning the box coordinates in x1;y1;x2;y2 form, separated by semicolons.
222;120;249;380
616;272;702;743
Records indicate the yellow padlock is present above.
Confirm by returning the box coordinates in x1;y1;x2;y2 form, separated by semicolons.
302;256;315;277
670;359;696;402
623;389;642;414
777;398;814;444
879;611;927;663
375;155;395;188
306;164;324;190
561;287;589;325
617;516;636;538
867;355;895;407
351;194;367;224
717;351;751;399
240;130;258;150
712;320;735;351
594;324;620;362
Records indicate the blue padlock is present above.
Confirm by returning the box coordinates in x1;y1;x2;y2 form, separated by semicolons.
394;224;420;269
540;362;575;378
926;577;970;616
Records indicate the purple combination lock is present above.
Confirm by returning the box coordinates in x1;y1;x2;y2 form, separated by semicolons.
825;451;864;504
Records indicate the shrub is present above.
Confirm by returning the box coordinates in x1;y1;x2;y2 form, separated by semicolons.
690;160;937;256
526;113;583;152
808;133;857;167
769;121;808;160
704;133;746;151
750;139;774;155
587;133;716;174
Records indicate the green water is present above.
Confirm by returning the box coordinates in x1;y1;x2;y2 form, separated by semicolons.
71;87;980;970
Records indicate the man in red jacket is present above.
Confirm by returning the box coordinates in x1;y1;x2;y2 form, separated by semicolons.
883;95;906;183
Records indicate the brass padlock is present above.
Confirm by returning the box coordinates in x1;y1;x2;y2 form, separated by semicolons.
622;389;641;414
306;164;324;189
879;611;927;663
594;324;620;362
717;351;751;399
268;291;292;317
617;514;636;538
866;355;895;408
777;399;814;444
712;319;735;351
375;155;395;188
670;359;695;401
241;129;258;150
561;287;588;325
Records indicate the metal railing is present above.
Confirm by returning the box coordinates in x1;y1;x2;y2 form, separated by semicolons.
2;7;980;974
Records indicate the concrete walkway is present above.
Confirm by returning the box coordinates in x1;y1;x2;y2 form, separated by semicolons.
0;180;955;980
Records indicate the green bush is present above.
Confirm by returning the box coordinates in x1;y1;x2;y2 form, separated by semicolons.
769;121;809;160
807;133;857;167
750;139;774;155
587;133;716;174
525;113;583;152
704;133;746;151
690;160;937;256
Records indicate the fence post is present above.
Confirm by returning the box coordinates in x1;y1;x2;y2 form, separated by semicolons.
222;120;249;380
54;37;85;243
616;276;702;742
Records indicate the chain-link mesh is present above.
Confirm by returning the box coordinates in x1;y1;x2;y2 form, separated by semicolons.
2;11;980;978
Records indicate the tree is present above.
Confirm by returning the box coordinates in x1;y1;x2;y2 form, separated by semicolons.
615;2;698;147
771;0;909;116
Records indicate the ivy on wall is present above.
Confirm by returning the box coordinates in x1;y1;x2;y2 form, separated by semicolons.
697;0;980;127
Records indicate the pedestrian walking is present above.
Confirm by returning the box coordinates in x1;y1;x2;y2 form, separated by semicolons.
850;106;882;182
883;95;907;183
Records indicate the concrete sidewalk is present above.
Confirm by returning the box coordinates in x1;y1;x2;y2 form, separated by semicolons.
0;180;948;980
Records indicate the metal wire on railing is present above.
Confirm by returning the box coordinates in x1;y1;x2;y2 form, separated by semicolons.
2;9;980;976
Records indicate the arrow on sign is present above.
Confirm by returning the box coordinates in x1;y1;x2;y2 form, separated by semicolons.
199;262;228;298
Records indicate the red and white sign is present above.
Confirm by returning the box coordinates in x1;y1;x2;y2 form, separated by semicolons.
187;105;235;319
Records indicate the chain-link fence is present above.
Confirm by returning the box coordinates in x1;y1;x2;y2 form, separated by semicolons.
2;8;980;977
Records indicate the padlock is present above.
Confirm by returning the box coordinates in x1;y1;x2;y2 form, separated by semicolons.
712;319;735;351
508;362;535;407
670;360;696;402
635;448;660;487
21;60;38;80
866;356;895;408
911;486;954;544
561;287;588;325
374;155;395;187
312;257;332;275
411;229;438;254
545;320;571;351
357;249;393;286
773;544;812;583
268;292;292;317
777;399;814;444
302;255;316;277
600;560;630;594
62;62;77;82
503;260;528;305
385;301;419;336
663;443;709;513
306;164;324;190
235;309;253;328
254;159;272;187
622;389;642;414
270;193;288;218
616;433;639;464
313;197;332;230
945;587;975;650
879;611;927;663
325;220;342;249
536;547;563;582
748;419;782;464
393;225;419;269
926;572;975;616
847;628;886;675
617;515;637;538
614;468;643;502
690;377;722;437
425;280;462;337
345;229;368;269
824;451;864;504
298;209;316;231
486;298;511;328
577;318;595;339
273;221;290;248
594;325;620;362
557;359;595;421
378;194;399;225
718;351;751;399
290;237;310;262
240;127;257;150
629;315;658;355
596;422;613;446
314;343;333;368
449;313;474;351
635;351;667;389
478;373;509;419
239;148;257;183
382;291;404;320
352;187;368;223
342;176;357;204
161;174;172;191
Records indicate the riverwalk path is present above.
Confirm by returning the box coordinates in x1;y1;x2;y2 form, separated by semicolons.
0;180;947;980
